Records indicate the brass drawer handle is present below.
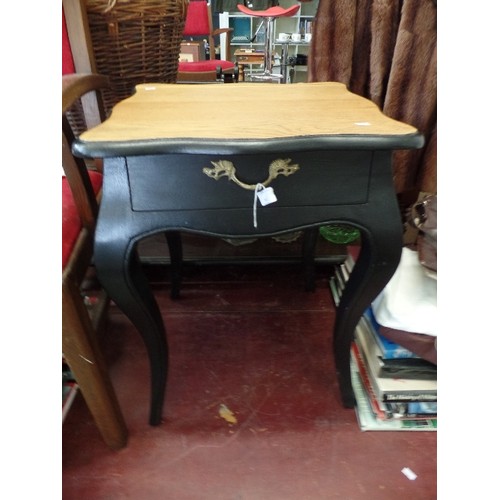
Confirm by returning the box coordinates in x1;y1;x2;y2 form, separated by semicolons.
203;158;299;191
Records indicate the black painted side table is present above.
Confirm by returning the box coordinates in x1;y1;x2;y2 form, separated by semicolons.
74;82;424;425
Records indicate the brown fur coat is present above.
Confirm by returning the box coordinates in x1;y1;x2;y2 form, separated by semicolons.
308;0;437;196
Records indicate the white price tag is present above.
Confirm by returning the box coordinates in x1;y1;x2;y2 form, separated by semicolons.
257;186;277;206
253;183;278;228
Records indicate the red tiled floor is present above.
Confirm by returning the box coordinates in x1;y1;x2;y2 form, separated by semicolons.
62;262;437;499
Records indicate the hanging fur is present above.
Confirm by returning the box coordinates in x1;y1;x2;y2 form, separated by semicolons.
308;0;436;196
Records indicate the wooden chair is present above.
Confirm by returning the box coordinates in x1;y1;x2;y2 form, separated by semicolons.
177;0;239;82
62;73;127;450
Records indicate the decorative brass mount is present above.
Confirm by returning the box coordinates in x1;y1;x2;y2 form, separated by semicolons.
202;158;300;190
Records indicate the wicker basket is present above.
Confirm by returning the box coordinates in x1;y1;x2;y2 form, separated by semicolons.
85;0;188;115
66;98;88;138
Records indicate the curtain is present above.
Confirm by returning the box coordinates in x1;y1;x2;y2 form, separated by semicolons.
308;0;437;197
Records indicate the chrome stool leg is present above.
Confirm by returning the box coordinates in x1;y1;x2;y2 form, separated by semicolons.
250;17;283;82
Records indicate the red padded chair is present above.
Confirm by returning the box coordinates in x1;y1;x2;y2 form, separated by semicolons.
177;0;238;82
62;73;127;449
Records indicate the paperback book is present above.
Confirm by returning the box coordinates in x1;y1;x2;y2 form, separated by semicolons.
377;356;437;380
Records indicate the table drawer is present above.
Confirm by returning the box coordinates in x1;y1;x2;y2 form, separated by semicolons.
127;150;372;212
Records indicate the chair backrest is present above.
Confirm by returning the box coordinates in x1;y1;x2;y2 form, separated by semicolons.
183;0;212;37
183;0;222;60
62;74;109;232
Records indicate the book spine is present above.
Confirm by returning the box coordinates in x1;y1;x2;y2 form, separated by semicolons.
351;342;391;420
386;402;437;419
382;392;438;403
354;323;386;403
334;266;346;293
377;361;437;380
329;277;340;307
344;252;355;274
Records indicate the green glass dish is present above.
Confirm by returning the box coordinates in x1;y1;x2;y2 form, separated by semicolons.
319;224;360;244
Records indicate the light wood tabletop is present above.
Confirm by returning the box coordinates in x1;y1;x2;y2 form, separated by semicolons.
78;82;419;145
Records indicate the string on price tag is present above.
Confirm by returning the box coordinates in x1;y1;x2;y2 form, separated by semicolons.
253;183;277;228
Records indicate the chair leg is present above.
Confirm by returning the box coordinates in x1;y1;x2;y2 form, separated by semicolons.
62;279;128;449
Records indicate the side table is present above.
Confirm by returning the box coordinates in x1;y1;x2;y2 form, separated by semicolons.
74;82;424;425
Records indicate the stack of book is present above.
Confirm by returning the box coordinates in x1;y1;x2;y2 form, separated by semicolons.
330;255;437;431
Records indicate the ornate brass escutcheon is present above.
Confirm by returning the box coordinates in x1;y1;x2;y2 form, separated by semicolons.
202;158;300;190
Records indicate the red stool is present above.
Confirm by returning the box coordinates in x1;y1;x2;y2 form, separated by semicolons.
237;3;300;82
